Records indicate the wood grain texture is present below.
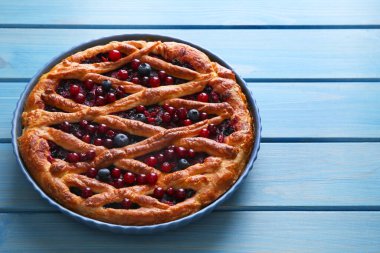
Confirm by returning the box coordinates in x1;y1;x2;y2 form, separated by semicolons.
1;212;380;252
2;82;380;139
1;0;379;26
0;29;379;79
3;142;380;211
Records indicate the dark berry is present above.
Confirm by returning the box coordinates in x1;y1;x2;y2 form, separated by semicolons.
95;96;106;106
130;59;141;71
121;198;132;209
137;174;147;184
197;93;209;102
124;172;136;184
136;105;145;113
199;112;208;120
95;86;104;96
135;113;146;122
131;77;140;84
79;120;88;129
199;128;210;138
111;168;121;178
187;109;200;121
147;172;158;185
101;80;112;91
85;150;96;160
97;124;108;135
208;124;217;134
108;50;121;61
141;76;149;86
82;134;91;143
81;187;93;198
164;76;174;85
74;93;86;104
166;106;176;116
116;86;125;98
145;156;158;167
105;130;116;138
87;167;97;178
187;149;196;158
94;138;103;146
161;162;172;172
182;119;192;126
166;187;175;196
114;133;129;147
84;79;94;90
138;63;151;76
178;158;190;170
86;124;96;134
175;188;186;200
177;107;188;119
149;76;160;87
156;153;165;164
147;117;155;124
161;112;171;123
60;121;71;132
114;178;124;188
103;138;113;148
98;168;111;182
106;93;116;103
153;187;165;199
158;70;167;80
117;69;129;80
164;149;175;160
69;84;80;97
66;153;79;163
175;146;187;158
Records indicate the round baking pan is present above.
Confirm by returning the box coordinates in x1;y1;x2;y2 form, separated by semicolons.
12;34;261;234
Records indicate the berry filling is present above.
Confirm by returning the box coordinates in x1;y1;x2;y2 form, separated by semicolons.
84;167;158;188
70;187;94;198
81;50;126;64
44;105;65;112
116;104;214;128
56;79;127;106
152;187;195;205
104;198;140;210
138;146;208;173
48;141;96;163
183;85;225;103
53;120;145;148
199;120;235;142
103;59;186;87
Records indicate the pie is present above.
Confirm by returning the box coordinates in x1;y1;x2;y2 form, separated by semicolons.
18;40;254;225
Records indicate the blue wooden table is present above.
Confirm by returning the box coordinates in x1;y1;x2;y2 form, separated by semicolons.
1;1;380;252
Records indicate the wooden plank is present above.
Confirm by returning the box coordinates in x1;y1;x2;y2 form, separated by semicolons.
1;212;380;252
3;142;380;211
2;82;380;139
1;0;379;26
1;29;379;79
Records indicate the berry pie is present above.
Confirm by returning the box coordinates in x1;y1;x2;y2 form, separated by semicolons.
18;40;254;225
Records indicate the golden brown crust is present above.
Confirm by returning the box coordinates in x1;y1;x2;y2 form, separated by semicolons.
18;40;254;225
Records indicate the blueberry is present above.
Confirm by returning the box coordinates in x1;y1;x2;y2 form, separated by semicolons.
102;80;112;91
178;158;190;170
135;113;146;122
204;86;213;93
138;63;152;76
97;168;111;182
113;133;129;147
187;109;200;122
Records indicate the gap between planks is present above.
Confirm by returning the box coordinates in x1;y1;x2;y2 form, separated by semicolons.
1;24;380;29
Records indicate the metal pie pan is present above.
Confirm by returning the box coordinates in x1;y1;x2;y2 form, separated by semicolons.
12;34;261;234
